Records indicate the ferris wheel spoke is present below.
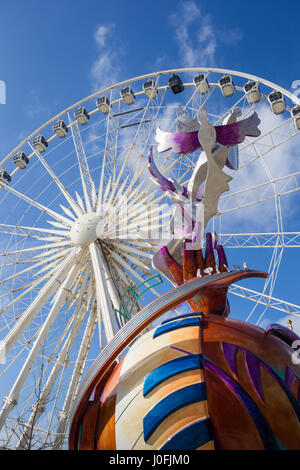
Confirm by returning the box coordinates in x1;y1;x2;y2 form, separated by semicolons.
108;188;153;225
0;261;70;318
0;184;72;228
124;216;171;238
60;205;77;220
0;224;69;241
213;94;247;125
97;89;116;210
0;223;70;238
108;192;168;235
33;247;71;261
109;175;130;209
0;251;65;287
0;240;71;258
101;87;164;210
110;242;153;259
68;116;94;212
129;204;172;227
108;249;158;296
118;250;152;271
100;176;112;208
0;248;80;350
52;304;97;449
28;142;82;218
0;247;86;433
103;181;138;226
33;255;75;280
126;85;166;180
110;260;134;290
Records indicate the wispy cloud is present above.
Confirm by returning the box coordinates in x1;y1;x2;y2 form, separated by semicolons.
90;24;122;92
169;1;216;67
169;1;242;68
260;313;300;336
27;90;51;119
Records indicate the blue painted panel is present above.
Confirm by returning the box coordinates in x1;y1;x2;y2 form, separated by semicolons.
143;382;207;441
160;418;212;450
153;316;202;339
161;312;203;325
143;354;203;397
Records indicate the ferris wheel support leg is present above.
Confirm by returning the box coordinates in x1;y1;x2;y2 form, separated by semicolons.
52;306;97;449
0;248;85;434
89;242;119;344
15;269;92;449
2;248;80;357
99;245;121;311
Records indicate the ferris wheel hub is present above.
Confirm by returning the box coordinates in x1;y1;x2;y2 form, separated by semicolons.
70;212;102;246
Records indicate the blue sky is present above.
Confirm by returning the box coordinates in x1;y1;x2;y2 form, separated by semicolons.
0;0;300;333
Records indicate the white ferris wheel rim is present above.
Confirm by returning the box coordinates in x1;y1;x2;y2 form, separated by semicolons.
1;66;298;321
1;66;300;168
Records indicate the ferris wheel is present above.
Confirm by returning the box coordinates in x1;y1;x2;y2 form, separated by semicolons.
0;67;300;449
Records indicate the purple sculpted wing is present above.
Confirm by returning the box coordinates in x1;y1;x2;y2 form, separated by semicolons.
155;126;201;154
215;112;261;146
148;147;203;202
148;146;176;193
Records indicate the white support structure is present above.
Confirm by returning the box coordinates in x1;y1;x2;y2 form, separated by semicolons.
52;305;97;449
100;249;121;311
1;248;80;355
15;269;92;449
219;172;300;215
239;116;299;169
89;242;119;343
0;248;85;433
218;232;300;248
229;284;300;318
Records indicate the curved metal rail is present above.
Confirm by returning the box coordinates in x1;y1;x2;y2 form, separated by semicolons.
68;268;267;448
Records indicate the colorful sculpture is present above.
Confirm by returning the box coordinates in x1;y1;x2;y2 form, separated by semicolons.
155;107;261;155
68;106;300;450
68;243;300;450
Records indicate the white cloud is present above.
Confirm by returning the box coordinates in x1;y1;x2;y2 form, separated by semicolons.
90;24;121;92
167;1;243;69
27;90;51;119
280;315;300;336
260;314;300;337
169;1;217;67
94;25;111;48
